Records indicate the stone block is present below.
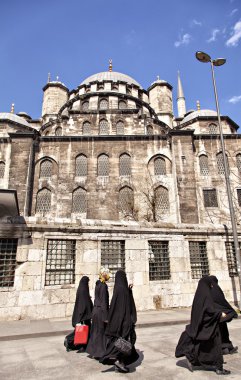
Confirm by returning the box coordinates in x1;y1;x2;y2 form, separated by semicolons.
16;262;43;276
66;302;74;317
18;290;43;306
16;248;28;263
22;276;34;291
28;249;44;262
0;306;21;321
20;303;66;320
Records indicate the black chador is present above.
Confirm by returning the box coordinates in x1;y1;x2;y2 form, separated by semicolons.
64;276;93;351
99;270;139;373
175;276;230;375
210;275;238;355
86;279;109;358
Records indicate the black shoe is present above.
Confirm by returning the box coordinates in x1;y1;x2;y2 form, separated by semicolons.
229;346;238;354
222;348;229;355
114;361;129;373
186;358;193;372
215;369;231;375
64;337;70;352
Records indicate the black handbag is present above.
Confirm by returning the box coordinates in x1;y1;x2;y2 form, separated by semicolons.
114;337;132;355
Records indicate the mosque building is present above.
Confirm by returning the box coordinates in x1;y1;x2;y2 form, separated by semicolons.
0;61;240;320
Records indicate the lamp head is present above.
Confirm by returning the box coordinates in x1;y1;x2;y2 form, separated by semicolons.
196;51;211;63
213;58;226;66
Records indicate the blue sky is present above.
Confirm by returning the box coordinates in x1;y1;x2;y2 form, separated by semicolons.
0;0;240;130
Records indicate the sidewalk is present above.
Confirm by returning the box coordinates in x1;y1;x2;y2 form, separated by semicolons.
0;308;192;341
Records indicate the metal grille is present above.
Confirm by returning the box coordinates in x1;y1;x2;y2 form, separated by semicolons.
55;127;62;136
155;186;169;213
225;241;240;277
217;152;229;175
147;125;154;135
189;241;209;279
35;188;51;215
154;157;166;175
148;241;170;281
119;154;131;176
99;119;109;135
0;239;18;287
236;154;241;172
0;161;5;178
209;123;218;134
118;100;126;109
45;240;76;286
119;186;134;215
116;121;124;135
82;121;91;135
101;240;125;281
72;187;87;213
82;101;89;111
40;160;52;178
203;189;218;207
237;189;241;207
98;154;109;176
75;154;87;177
99;99;108;110
199;155;209;175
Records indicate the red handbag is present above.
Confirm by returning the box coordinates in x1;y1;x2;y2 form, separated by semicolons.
74;323;89;345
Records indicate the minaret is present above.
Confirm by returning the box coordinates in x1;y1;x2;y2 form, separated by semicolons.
177;71;186;118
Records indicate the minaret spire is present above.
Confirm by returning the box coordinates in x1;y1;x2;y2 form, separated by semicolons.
177;71;186;118
109;59;112;72
11;103;15;113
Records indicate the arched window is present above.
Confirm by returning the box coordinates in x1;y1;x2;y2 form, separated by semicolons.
119;154;131;176
112;85;118;91
118;100;126;109
99;98;108;110
39;159;52;178
82;121;91;135
154;157;166;176
217;152;229;175
199;155;209;175
98;154;109;176
99;119;109;135
75;154;87;177
82;101;89;111
146;125;153;135
155;186;169;213
35;188;51;215
119;186;134;215
236;154;241;173
55;127;62;136
209;123;218;134
0;161;5;179
72;187;87;213
116;121;124;135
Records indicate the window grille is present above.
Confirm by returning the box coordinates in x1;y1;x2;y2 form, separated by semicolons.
189;241;209;279
98;154;109;176
155;186;169;213
199;155;209;175
209;123;218;134
99;119;109;135
40;159;52;178
72;187;87;213
118;100;126;109
237;189;241;207
101;240;125;281
119;154;131;176
154;157;166;175
99;99;108;110
75;154;87;177
217;152;229;175
203;189;218;207
236;154;241;173
147;125;153;135
148;241;170;281
82;121;91;135
0;239;18;287
82;101;89;111
116;121;124;135
225;241;240;277
119;186;134;215
45;240;76;286
35;188;51;215
55;127;62;136
0;161;5;178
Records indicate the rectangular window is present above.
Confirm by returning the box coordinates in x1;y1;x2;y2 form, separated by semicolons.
45;240;76;286
148;241;170;281
237;189;241;207
225;242;241;277
101;240;125;280
189;241;209;279
203;189;218;207
0;238;18;287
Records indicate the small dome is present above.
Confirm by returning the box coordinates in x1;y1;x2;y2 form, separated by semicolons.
182;109;217;124
17;112;32;121
0;112;31;128
80;71;142;88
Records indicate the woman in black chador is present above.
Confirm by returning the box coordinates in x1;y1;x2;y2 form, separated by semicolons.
99;270;139;373
210;275;238;355
64;276;93;351
175;276;231;375
86;267;110;359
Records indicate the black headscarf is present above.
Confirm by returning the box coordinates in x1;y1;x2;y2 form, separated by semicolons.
210;275;238;322
186;276;221;341
105;270;132;338
72;276;93;327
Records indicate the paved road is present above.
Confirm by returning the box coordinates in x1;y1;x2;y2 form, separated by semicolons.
1;321;241;380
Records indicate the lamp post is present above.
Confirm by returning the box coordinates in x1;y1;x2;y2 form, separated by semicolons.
196;51;241;308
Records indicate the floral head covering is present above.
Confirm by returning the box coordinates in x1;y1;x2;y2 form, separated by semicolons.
99;266;110;282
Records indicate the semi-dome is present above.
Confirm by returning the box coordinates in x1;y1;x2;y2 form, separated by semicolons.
182;109;217;124
0;112;31;128
80;71;142;88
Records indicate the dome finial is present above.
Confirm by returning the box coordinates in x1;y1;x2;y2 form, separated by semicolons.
11;103;15;114
48;72;51;83
157;75;160;80
196;100;201;110
56;75;59;81
109;59;113;72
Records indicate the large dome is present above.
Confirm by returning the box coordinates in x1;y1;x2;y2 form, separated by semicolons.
80;71;142;88
182;109;217;124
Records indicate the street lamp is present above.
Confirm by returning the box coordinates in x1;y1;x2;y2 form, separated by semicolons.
196;51;241;308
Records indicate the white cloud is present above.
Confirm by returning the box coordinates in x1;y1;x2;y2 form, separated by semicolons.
226;20;241;46
230;8;238;17
191;19;202;27
207;29;220;42
228;95;241;104
174;33;191;47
